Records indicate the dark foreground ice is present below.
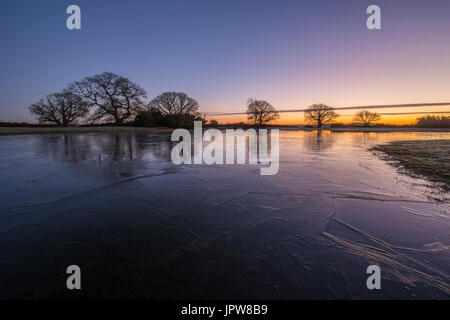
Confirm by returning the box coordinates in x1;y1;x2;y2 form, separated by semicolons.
0;131;449;299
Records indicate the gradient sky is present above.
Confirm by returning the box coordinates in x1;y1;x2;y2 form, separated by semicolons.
1;0;450;124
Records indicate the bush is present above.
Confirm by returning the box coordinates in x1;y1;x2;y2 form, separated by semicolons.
157;114;203;128
135;109;203;129
157;115;182;128
134;111;155;127
134;110;163;127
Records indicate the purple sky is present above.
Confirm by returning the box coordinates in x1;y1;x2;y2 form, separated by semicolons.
1;0;450;123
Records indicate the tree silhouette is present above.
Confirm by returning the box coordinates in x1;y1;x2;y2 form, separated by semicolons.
246;99;279;125
304;104;339;128
70;72;146;124
148;92;199;117
353;110;381;125
29;90;89;126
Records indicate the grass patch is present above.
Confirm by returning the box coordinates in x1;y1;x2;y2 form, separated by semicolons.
371;140;450;190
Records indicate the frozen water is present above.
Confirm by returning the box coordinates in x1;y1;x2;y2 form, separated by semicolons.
0;131;449;299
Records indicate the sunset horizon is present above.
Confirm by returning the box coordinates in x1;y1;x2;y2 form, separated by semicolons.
205;102;450;125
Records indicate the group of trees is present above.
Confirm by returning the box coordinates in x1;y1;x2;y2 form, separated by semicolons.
244;101;341;127
29;72;201;128
30;73;387;128
244;102;343;127
416;116;450;128
303;106;384;127
245;101;382;127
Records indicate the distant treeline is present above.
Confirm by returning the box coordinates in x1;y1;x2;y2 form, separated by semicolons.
0;122;58;128
416;116;450;128
331;123;415;128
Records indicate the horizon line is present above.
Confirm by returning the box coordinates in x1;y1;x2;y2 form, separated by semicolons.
205;102;450;116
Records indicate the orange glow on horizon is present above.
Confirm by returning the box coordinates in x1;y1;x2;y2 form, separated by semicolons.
207;110;450;126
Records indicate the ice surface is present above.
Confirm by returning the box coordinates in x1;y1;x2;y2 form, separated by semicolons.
0;131;448;298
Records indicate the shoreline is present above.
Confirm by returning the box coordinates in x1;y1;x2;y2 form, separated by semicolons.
0;126;449;136
330;127;450;132
0;126;173;136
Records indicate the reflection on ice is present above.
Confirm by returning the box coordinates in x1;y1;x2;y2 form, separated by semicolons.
302;130;334;152
35;132;173;175
0;130;448;299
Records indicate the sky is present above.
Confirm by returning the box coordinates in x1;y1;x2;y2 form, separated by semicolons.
1;0;450;124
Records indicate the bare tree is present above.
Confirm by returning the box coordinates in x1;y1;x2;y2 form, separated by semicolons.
246;99;279;125
353;110;381;125
304;103;339;128
70;72;147;124
29;90;89;126
148;92;199;117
